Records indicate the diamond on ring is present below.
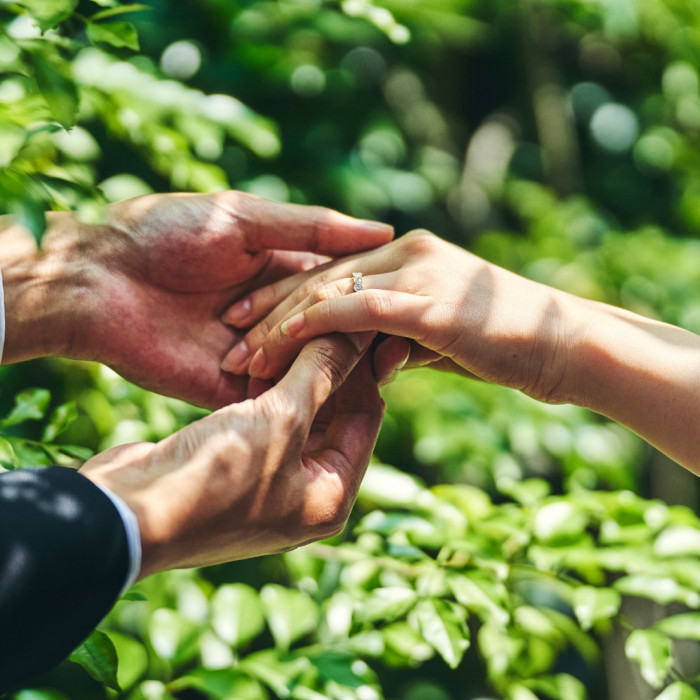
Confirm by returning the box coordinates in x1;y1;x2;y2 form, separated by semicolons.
352;272;363;292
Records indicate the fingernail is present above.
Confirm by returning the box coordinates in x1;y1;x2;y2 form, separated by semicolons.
396;354;409;372
360;220;394;235
347;331;375;354
281;313;305;337
223;298;252;325
248;348;267;377
221;341;250;373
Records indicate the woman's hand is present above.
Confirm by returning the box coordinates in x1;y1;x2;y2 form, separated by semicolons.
221;230;582;404
221;229;700;474
81;332;383;577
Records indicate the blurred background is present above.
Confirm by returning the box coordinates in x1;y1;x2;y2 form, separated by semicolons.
4;0;700;698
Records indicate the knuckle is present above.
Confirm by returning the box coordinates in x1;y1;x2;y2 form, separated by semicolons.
359;290;393;320
308;282;343;306
297;273;327;301
310;342;348;388
246;319;273;348
400;228;441;255
266;392;306;433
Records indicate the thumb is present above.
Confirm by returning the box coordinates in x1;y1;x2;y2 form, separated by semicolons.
273;332;376;418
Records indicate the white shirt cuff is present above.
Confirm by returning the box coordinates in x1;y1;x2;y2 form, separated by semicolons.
94;483;142;595
0;268;5;364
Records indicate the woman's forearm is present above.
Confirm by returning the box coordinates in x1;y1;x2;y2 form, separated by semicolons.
564;297;700;473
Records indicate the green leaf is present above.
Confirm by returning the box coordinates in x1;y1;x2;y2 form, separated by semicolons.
30;48;78;128
497;477;551;506
532;500;589;544
381;621;434;663
121;590;147;601
91;3;150;21
58;444;95;460
1;388;51;428
308;650;369;688
0;437;20;470
528;674;587;700
625;629;672;690
506;685;539;700
572;586;621;630
14;691;70;700
69;629;120;691
238;649;311;698
211;583;265;648
654;613;700;641
478;622;525;680
86;21;140;51
108;630;148;692
148;608;200;664
0;122;26;168
655;526;700;557
17;0;78;30
615;576;700;607
359;586;418;623
170;669;267;700
260;584;319;650
655;682;700;700
448;573;510;627
42;401;78;441
409;599;469;669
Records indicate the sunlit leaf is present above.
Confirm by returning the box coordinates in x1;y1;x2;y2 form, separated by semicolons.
625;629;672;690
107;630;148;692
29;48;78;128
359;586;418;623
211;583;265;649
148;608;200;664
16;0;78;30
1;388;51;428
655;682;700;700
260;584;319;651
42;401;78;441
87;22;140;51
170;669;267;700
572;586;621;630
615;576;700;607
654;613;700;641
91;3;150;21
409;599;469;669
69;629;120;691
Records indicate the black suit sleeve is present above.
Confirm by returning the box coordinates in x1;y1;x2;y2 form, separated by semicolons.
0;467;129;693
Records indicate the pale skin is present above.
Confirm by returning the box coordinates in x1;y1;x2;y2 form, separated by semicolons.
221;229;700;475
0;191;390;576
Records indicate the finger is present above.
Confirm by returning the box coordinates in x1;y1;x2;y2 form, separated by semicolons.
221;252;329;331
248;287;433;379
272;332;376;420
306;352;383;501
221;266;395;375
217;191;394;256
221;242;400;328
257;251;331;284
373;336;412;386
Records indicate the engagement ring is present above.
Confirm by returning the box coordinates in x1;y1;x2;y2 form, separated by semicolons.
352;272;363;292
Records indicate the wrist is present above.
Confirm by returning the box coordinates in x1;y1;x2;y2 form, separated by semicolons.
0;212;98;364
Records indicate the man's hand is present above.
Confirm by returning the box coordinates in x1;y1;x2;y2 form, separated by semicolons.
0;191;393;408
81;332;382;576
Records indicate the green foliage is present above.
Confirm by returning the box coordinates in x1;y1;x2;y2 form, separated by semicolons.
4;0;700;698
